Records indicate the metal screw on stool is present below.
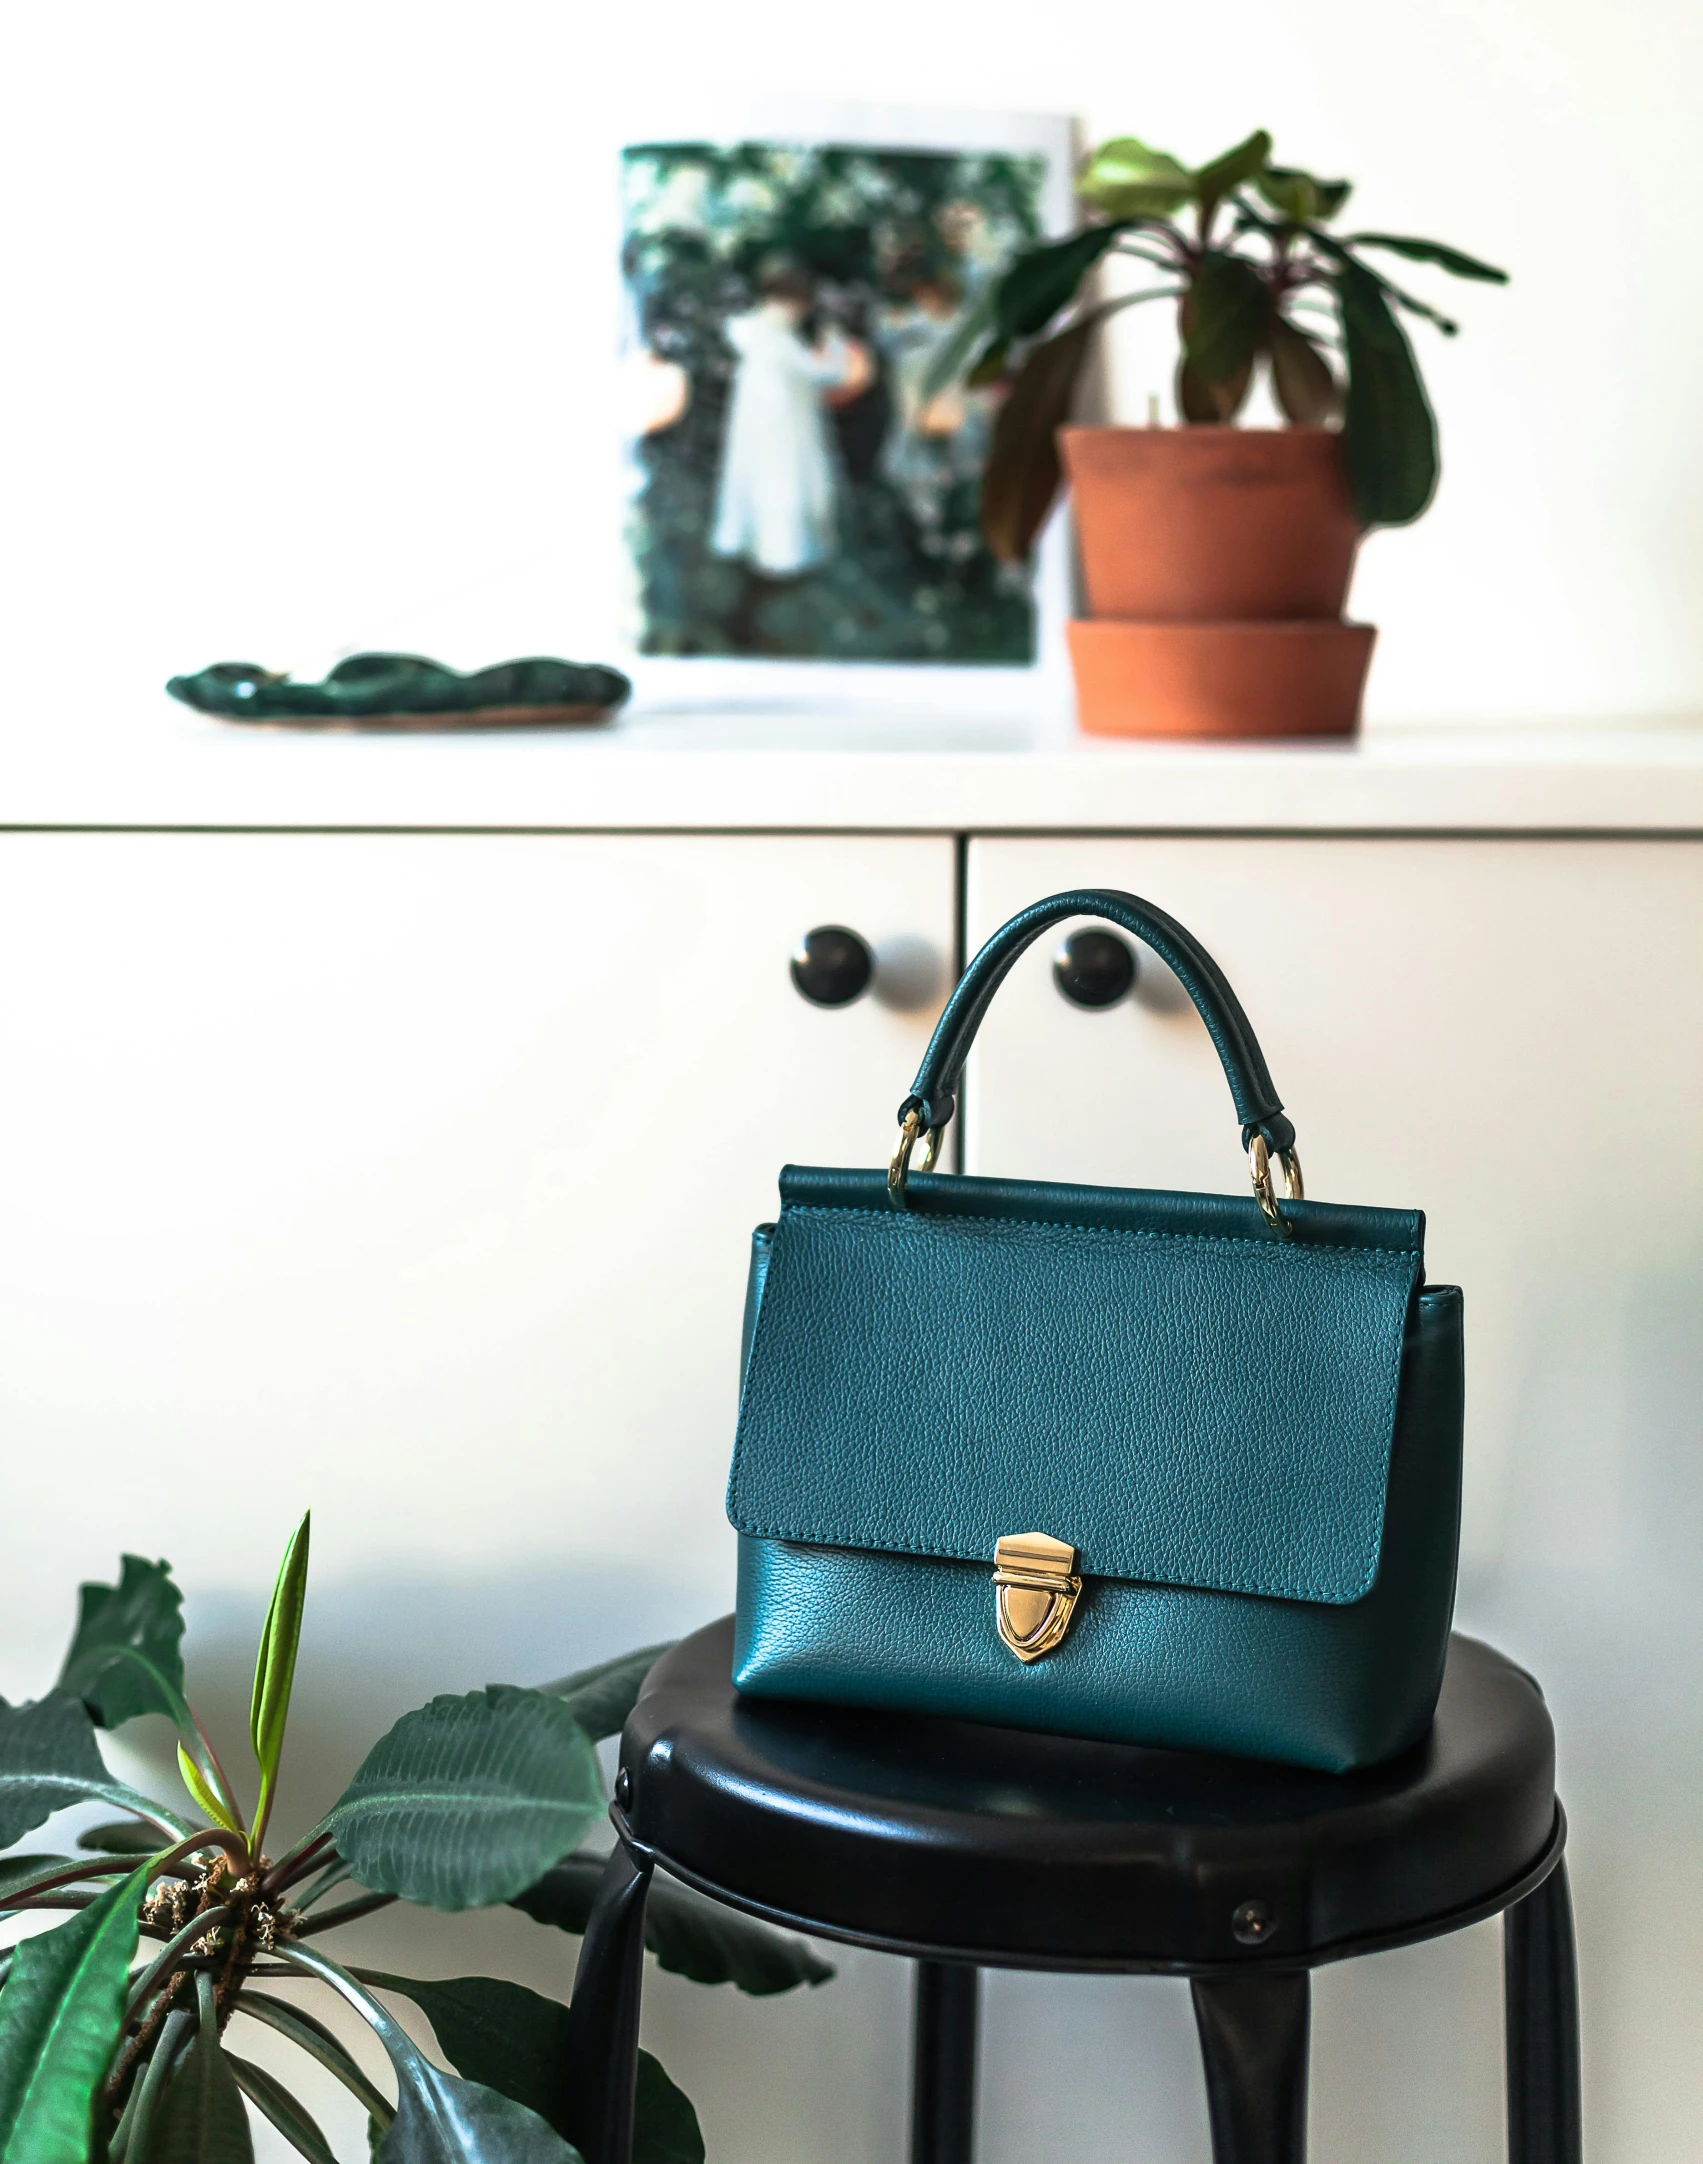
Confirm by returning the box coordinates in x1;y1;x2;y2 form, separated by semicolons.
614;1766;633;1810
1232;1900;1276;1945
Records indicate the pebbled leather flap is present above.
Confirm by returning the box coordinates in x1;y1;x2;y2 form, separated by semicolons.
727;1167;1426;1608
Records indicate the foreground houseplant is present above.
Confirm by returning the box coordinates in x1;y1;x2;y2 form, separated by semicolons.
0;1521;829;2162
929;129;1507;736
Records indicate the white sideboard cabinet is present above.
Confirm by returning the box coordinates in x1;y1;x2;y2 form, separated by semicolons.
4;711;1703;2164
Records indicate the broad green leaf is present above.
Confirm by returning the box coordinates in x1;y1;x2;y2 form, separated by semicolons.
57;1558;188;1734
0;1694;189;1848
916;286;998;403
534;1646;672;1744
360;1974;569;2134
280;1945;581;2164
1192;130;1272;212
1268;313;1343;425
632;2055;703;2164
325;1688;603;1911
0;1857;75;1908
0;1854;139;1912
251;1514;311;1833
1258;165;1351;223
1337;260;1438;526
231;1996;392;2126
1345;232;1507;283
377;2063;581;2164
511;1855;834;1995
0;1864;148;2162
1182;252;1269;387
362;1970;701;2160
1078;136;1193;218
175;1746;240;1837
142;2029;255;2162
225;2055;336;2164
1309;229;1459;334
994;227;1127;343
979;318;1095;563
80;1822;161;1856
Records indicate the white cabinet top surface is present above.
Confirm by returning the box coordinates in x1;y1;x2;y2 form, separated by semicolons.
10;698;1703;833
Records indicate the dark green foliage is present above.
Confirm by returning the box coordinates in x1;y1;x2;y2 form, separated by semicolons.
142;2030;256;2163
80;1823;163;1857
0;1856;75;1908
1338;262;1440;525
361;1975;571;2133
981;322;1099;565
534;1646;674;1743
325;1687;604;1911
513;1854;834;1994
940;125;1505;552
224;2056;338;2164
57;1557;187;1731
996;228;1129;343
0;1543;824;2162
0;1867;147;2162
1346;232;1507;281
374;2058;578;2164
364;1973;701;2164
1182;252;1269;398
0;1694;182;1848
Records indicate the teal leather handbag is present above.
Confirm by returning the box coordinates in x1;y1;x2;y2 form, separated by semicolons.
726;891;1463;1772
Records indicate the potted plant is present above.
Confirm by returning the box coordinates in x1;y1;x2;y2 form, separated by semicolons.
0;1522;829;2162
927;130;1506;737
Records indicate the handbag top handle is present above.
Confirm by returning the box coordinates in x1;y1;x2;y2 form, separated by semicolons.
891;889;1300;1229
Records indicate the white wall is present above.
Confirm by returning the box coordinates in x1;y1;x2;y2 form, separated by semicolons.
2;0;1699;727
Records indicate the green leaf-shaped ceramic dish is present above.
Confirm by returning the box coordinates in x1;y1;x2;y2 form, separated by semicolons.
167;653;630;730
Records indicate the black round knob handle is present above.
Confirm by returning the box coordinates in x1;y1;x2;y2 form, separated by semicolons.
1052;928;1137;1009
791;925;874;1007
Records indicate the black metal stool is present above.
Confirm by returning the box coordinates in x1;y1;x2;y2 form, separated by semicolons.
561;1619;1579;2164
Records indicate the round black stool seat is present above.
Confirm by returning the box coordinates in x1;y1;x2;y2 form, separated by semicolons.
617;1618;1559;1970
561;1620;1579;2164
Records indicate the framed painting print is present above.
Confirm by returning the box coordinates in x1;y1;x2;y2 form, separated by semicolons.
614;101;1076;714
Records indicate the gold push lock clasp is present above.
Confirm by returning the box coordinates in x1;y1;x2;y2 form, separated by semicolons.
993;1532;1082;1662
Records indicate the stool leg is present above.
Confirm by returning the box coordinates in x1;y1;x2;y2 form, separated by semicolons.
1190;1970;1309;2164
560;1841;654;2164
910;1961;979;2164
1504;1861;1582;2164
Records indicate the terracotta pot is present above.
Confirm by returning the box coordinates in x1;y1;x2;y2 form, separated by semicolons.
1060;427;1361;621
1067;619;1376;740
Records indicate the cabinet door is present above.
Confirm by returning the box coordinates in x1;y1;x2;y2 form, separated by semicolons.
0;832;952;1635
967;835;1703;2164
0;831;951;2163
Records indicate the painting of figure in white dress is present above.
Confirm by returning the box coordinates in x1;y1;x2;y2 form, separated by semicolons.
619;140;1046;663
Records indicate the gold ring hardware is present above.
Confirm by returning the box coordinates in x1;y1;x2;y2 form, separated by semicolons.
1248;1134;1304;1235
993;1532;1083;1663
887;1108;943;1203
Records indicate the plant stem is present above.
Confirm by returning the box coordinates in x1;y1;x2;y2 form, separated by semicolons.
233;1991;394;2124
0;1855;138;1905
121;1904;234;2030
263;1830;333;1897
150;1826;253;1879
189;1708;247;1835
290;1860;354;1915
110;2006;193;2162
294;1891;397;1937
271;1942;414;2070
